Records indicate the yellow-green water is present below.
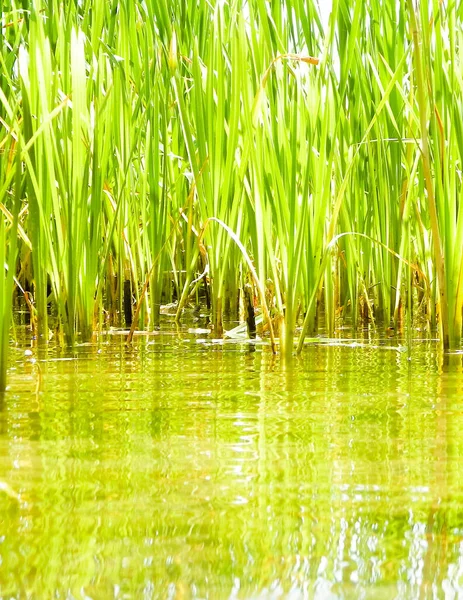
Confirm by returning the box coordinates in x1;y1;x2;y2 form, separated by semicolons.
1;331;463;599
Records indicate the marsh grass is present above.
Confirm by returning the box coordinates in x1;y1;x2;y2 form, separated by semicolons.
0;0;462;383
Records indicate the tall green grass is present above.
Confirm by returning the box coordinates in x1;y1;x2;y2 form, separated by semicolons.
0;4;26;390
0;0;462;383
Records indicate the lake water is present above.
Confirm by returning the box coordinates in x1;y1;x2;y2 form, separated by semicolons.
1;327;463;599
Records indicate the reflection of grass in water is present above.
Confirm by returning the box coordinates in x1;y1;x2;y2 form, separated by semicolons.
1;341;462;595
0;480;20;501
1;1;463;379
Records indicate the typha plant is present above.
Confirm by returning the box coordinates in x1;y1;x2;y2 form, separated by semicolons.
0;0;462;387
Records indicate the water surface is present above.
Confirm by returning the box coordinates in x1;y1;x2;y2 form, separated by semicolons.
1;329;463;599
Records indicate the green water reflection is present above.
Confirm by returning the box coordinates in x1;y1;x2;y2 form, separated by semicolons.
1;333;463;598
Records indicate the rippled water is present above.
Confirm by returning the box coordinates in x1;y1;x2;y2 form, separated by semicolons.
1;328;463;599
